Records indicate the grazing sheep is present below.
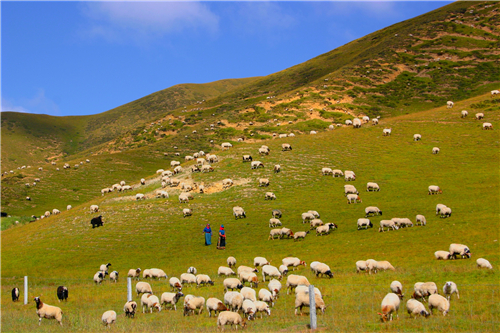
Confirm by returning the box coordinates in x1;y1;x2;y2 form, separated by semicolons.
345;173;356;181
241;287;257;302
161;292;184;311
136;282;153;296
150;268;168;280
141;178;146;185
302;212;315;223
267;279;282;299
180;273;197;285
278;265;288;276
310;130;317;134
362;116;370;123
293;231;309;241
295;291;326;315
269;229;282;240
222;178;233;189
110;271;119;282
378;293;400;322
310;262;333;278
223;278;244;292
100;263;112;275
259;178;270;187
227;256;236;268
475;112;484;120
406;299;430;318
269;218;282;228
483;122;493;130
434;251;452;260
294;285;322;298
224;292;244;312
262;265;282;281
322;167;333;176
218;266;236;276
282;257;306;270
196;274;214;287
12;287;19;302
447;101;454;108
141;294;162;313
236;266;259;275
124;301;137;318
416;215;426;226
414;282;438;301
357;218;373;230
332;169;344;177
432;147;440;154
272;209;282;219
443;282;459;300
440;206;452;218
347;194;362;204
251;161;264;169
233;206;246;219
477;258;493;269
156;190;169;198
383;128;392;136
242;299;257;320
356;260;368;273
428;294;450;316
128;268;141;280
94;271;104;284
376;261;395;272
242;155;253;162
136;193;145;200
344;184;359;195
169;277;183;292
428;185;442;195
274;164;281;173
286;275;310;294
309;219;324;229
372;118;379;125
345;119;353;126
34;297;63;326
413;134;422;141
390;281;404;299
183;208;193;218
379;220;398;232
217;311;247;331
280;227;294;239
188;267;197;275
254;301;271;318
102;310;117;327
366;259;378;274
90;205;99;213
201;165;214;173
221;142;233;150
258;288;274;307
239;271;259;288
365;206;382;217
316;223;337;235
353;118;362;128
461;110;468;118
258;147;270;156
366;182;380;192
492;89;500;97
206;297;227;317
265;192;276;200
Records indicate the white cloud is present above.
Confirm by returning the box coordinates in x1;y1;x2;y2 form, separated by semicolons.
1;89;60;115
79;1;219;42
1;98;30;113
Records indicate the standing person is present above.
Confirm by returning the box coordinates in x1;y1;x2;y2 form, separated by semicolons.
203;224;212;246
217;225;226;250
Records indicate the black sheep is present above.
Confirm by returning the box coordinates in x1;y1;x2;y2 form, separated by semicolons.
12;287;19;302
91;215;103;228
57;286;68;302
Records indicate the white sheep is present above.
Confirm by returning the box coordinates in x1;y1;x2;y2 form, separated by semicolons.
432;147;440;154
347;194;362;204
293;231;309;241
286;275;310;294
254;257;269;267
265;192;276;200
239;271;259;288
169;277;183;292
406;299;430;318
128;268;141;280
110;271;119;282
136;193;145;200
322;167;333;176
258;288;274;307
180;273;197;285
183;208;193;218
66;205;72;210
416;214;426;226
378;293;400;322
282;143;292;151
206;297;228;317
413;134;422;141
221;142;233;150
150;268;167;280
101;310;117;327
366;182;380;192
357;218;373;230
345;119;353;126
390;281;404;299
136;282;152;295
477;258;493;269
124;301;137;318
332;169;344;177
366;259;378;274
383;128;392;136
302;212;315;223
241;287;257;302
262;265;281;281
94;271;104;284
377;261;395;272
222;178;233;189
365;206;382;217
434;251;452;260
183;296;205;316
33;297;63;326
251;161;264;169
475;112;484;120
224;292;244;312
140;178;146;185
218;266;236;276
268;279;282;299
428;185;442;195
310;262;333;278
233;206;246;219
379;220;398;232
446;101;454;108
227;256;236;268
141;294;161;313
161;292;185;311
353;118;362;128
356;260;368;273
223;278;244;292
372;118;379;125
90;205;99;213
217;311;247;331
461;110;468;118
282;257;306;270
449;243;471;259
483;122;493;130
428;294;450;316
269;218;282;228
196;274;214;287
295;291;326;315
259;178;270;187
440;206;452;218
443;281;459;300
316;223;337;235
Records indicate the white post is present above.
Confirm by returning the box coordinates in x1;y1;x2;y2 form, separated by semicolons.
127;277;132;302
24;276;28;305
309;285;317;330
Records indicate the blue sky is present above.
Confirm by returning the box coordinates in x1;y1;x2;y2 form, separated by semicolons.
1;1;452;117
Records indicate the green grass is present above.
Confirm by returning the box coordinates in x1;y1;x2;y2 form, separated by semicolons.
1;93;499;332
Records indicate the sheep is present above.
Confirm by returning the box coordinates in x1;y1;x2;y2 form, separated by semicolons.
52;209;60;215
293;231;309;241
242;155;253;162
217;311;247;331
376;261;395;272
395;217;413;228
140;178;146;185
322;167;333;176
233;206;246;219
161;292;184;311
251;161;264;169
379;220;398;232
221;142;233;150
222;178;233;189
136;193;145;200
440;206;452;218
258;288;274;307
259;178;270;187
286;275;310;294
110;271;119;282
295;291;326;315
383;128;392;136
265;192;276;200
353;118;362;128
272;209;282;218
224;292;244;312
254;301;271;318
33;297;63;326
157;169;165;174
102;310;117;327
332;169;344;177
280;227;294;239
142;269;152;279
492;89;500;97
124;301;137;318
483;122;493;130
345;173;356;181
356;260;368;273
302;212;315;223
428;185;442;195
94;271;104;284
413;134;422;141
169;277;183;292
241;299;257;320
428;294;450;316
128;268;141;280
218;266;236;276
122;185;132;191
173;166;183;174
390;281;404;299
156;190;169;198
309;219;324;229
436;203;447;215
477;258;493;269
295;285;322;298
366;259;378;274
365;206;382;217
191;165;200;173
90;205;99;213
310;262;333;278
241;287;257;302
347;194;362;204
416;214;426;226
262;265;281;281
432;147;440;154
240;271;259;288
344;184;358;195
12;287;20;302
282;143;292;151
367;182;380;192
434;251;452;260
201;165;214;172
357;218;373;230
267;279;282;298
206;297;228;317
372;118;379;125
406;299;430;318
180;273;197;285
316;223;337;235
141;294;162;313
170;161;181;168
43;211;51;218
475;112;484;120
183;208;193;218
196;274;214;287
282;257;306;270
443;282;460;300
179;193;190;203
345;119;353;126
227;256;236;268
187;267;197;274
413;282;438;301
162;170;173;177
269;218;282;227
258;147;269;155
150;268;167;280
447;101;454;108
362;115;370;123
378;293;400;322
136;282;152;296
461;110;468;118
269;229;282;240
223;278;244;292
310;130;317;134
100;263;112;275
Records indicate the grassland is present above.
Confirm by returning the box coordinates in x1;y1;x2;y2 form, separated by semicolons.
1;93;498;332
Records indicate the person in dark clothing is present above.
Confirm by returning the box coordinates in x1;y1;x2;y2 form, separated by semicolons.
217;225;226;249
203;224;212;245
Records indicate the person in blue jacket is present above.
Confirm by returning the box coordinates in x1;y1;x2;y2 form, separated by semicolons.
203;224;212;245
217;225;226;250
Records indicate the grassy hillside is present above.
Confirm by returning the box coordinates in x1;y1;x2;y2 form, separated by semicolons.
1;94;498;332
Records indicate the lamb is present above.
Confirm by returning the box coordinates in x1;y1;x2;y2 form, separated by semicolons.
94;271;104;284
268;279;282;299
310;262;333;278
383;128;392;136
251;161;264;169
101;310;117;327
224;292;244;312
316;223;337;235
141;294;161;313
440;206;452;218
356;260;368;273
239;271;259;288
475;112;484;120
295;291;326;315
136;193;145;200
293;231;309;241
365;206;382;217
128;268;141;280
378;293;400;322
477;258;493;269
265;192;276;200
282;257;306;270
161;292;184;311
443;281;459;300
286;275;310;294
461;110;468;118
390;281;404;299
254;257;270;267
379;220;398;232
223;278;244;292
347;194;362;204
206;297;227;317
259;178;270;187
269;218;282;227
435;251;452;260
233;206;246;219
110;271;119;282
483;122;493;130
90;205;99;213
272;209;282;218
262;265;281;281
34;297;63;326
322;167;333;176
136;282;153;296
227;256;236;268
428;185;442;195
169;277;183;292
218;266;236;276
196;274;214;287
180;273;197;285
416;214;426;226
406;299;430;318
357;218;373;230
124;301;137;318
428;294;450;316
376;261;395;272
274;164;281;173
183;208;193;217
432;147;440;154
222;178;233;189
258;288;274;307
413;134;422;141
217;311;247;331
241;287;257;302
366;259;378;274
